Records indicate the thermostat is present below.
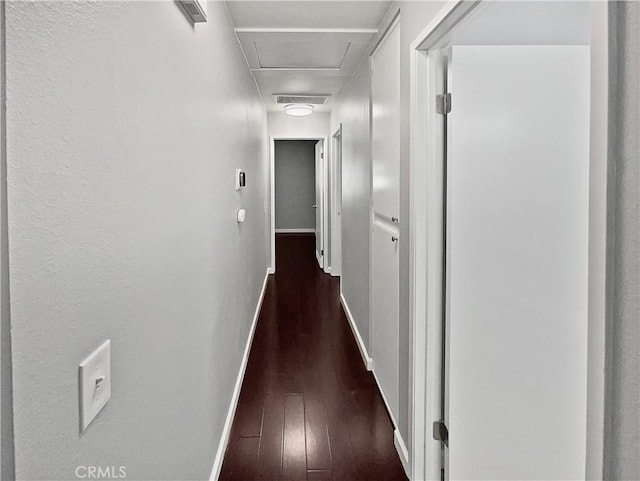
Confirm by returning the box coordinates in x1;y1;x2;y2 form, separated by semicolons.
235;169;246;190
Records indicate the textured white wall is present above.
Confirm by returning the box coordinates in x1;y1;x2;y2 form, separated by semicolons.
605;2;640;479
5;2;268;479
0;1;14;479
268;111;329;139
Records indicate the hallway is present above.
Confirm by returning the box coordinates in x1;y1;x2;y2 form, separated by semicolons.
3;1;638;480
219;234;407;481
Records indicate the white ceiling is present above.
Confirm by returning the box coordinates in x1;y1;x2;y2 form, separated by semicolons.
226;1;392;112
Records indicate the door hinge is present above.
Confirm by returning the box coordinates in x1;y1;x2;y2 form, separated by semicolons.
321;249;324;256
436;93;452;115
433;420;449;447
321;152;324;159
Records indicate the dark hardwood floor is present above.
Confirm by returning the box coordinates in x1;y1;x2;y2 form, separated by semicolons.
219;233;408;481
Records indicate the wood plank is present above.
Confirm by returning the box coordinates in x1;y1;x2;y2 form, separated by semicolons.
283;394;307;480
304;392;332;470
219;436;260;481
257;393;285;480
307;470;332;480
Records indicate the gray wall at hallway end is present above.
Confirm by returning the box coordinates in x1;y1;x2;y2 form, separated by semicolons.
604;2;640;480
275;140;316;230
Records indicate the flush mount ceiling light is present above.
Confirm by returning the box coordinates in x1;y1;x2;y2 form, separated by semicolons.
284;104;314;117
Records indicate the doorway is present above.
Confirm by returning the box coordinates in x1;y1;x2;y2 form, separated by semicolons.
409;2;608;479
269;137;327;273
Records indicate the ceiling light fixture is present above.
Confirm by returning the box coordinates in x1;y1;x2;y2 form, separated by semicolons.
284;103;314;117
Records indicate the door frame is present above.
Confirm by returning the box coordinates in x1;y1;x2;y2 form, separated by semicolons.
408;2;609;480
329;124;343;277
269;136;329;274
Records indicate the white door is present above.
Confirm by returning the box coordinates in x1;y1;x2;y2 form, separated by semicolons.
445;45;590;480
372;220;399;421
315;140;324;268
371;21;400;220
370;19;401;425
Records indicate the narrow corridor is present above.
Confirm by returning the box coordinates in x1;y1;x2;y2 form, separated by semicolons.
219;234;407;481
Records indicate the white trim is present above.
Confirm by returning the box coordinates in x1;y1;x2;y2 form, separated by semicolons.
275;228;315;234
371;366;398;430
585;3;608;479
321;139;331;274
409;40;452;481
370;369;408;480
408;1;609;479
269;137;276;274
209;269;271;481
235;27;378;34
394;429;410;479
339;292;373;371
329;124;343;277
370;10;401;60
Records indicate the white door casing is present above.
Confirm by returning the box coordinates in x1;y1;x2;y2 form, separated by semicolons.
330;126;343;277
315;140;324;268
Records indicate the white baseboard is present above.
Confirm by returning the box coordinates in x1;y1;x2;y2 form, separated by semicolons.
339;292;373;371
371;367;397;431
209;269;270;481
339;292;407;476
394;429;411;479
369;363;409;477
275;228;315;233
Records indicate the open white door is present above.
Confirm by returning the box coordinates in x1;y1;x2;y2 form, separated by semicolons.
314;140;324;268
445;45;590;480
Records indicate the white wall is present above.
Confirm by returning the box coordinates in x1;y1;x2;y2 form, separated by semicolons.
330;59;372;349
5;2;268;479
268;111;329;139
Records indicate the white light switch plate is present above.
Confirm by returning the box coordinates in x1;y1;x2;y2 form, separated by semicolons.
79;340;111;432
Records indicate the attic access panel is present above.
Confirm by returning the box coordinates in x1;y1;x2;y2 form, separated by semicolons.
254;40;351;69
